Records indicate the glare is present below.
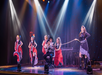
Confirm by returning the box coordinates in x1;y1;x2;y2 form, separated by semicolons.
54;0;69;38
9;0;26;41
83;0;96;28
34;0;53;38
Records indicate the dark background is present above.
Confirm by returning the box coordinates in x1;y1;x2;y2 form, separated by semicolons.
0;0;102;65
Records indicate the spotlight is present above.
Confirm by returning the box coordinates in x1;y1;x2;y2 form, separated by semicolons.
43;0;45;2
48;1;50;3
87;65;93;74
44;63;49;74
86;61;93;74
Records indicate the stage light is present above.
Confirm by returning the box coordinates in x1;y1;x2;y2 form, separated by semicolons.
83;0;96;28
53;0;69;38
34;0;53;38
34;0;47;35
43;0;45;2
87;65;93;74
48;1;50;3
9;0;26;42
44;63;49;74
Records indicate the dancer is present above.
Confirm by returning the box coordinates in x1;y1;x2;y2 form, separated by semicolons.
54;37;63;67
13;35;23;64
43;36;54;65
42;35;48;55
28;35;38;66
76;25;90;69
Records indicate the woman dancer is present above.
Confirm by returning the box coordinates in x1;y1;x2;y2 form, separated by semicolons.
28;35;38;66
42;35;48;55
77;26;90;69
13;35;23;64
54;37;63;66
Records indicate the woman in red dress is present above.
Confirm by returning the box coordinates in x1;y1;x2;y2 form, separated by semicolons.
13;35;23;64
28;35;38;66
42;35;48;55
54;37;63;66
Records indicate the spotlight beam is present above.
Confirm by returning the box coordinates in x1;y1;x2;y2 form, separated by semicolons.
53;0;69;38
34;0;47;35
34;0;53;38
9;0;26;42
83;0;96;28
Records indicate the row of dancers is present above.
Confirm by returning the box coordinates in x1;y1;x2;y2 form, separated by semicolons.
13;25;90;69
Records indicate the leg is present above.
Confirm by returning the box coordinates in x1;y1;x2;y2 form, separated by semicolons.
32;56;35;66
79;52;82;68
84;55;87;69
31;51;33;65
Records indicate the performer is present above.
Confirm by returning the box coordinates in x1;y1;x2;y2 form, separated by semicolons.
49;37;55;65
28;35;38;66
54;37;63;66
42;35;48;55
76;25;90;69
43;36;54;65
13;35;23;64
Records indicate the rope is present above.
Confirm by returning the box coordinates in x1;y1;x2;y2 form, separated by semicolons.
61;38;80;45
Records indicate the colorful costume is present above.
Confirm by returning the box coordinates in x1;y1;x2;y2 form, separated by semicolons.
13;41;23;63
29;41;38;66
54;44;63;66
43;42;54;64
42;40;46;55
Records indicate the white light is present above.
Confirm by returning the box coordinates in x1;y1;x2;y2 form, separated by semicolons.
54;0;69;38
83;0;96;28
34;0;53;38
9;0;26;41
48;1;50;3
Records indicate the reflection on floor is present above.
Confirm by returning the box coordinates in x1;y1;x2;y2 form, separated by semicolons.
0;65;93;75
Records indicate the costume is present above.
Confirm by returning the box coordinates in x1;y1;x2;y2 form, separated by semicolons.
42;40;47;55
13;40;23;63
54;44;63;66
29;41;38;66
43;42;54;64
79;32;90;68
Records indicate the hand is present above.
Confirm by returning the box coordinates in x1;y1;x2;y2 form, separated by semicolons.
74;38;78;41
85;38;87;40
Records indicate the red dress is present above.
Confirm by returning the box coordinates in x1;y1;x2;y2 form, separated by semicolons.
29;42;38;65
54;47;63;66
13;41;23;63
42;40;46;55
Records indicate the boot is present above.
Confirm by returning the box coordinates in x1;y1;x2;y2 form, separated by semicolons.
79;58;82;69
32;56;35;67
84;58;87;69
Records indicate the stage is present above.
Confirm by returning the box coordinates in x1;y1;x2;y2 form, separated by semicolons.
0;65;96;75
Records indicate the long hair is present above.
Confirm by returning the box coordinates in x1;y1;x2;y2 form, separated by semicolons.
16;35;20;44
56;37;62;45
79;25;87;37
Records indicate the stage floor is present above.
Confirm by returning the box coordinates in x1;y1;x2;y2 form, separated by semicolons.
0;65;93;75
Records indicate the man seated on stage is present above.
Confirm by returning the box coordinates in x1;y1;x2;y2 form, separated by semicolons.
43;37;54;66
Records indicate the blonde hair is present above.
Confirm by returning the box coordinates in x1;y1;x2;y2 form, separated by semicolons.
56;37;62;45
16;35;20;39
79;25;87;37
44;35;48;40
